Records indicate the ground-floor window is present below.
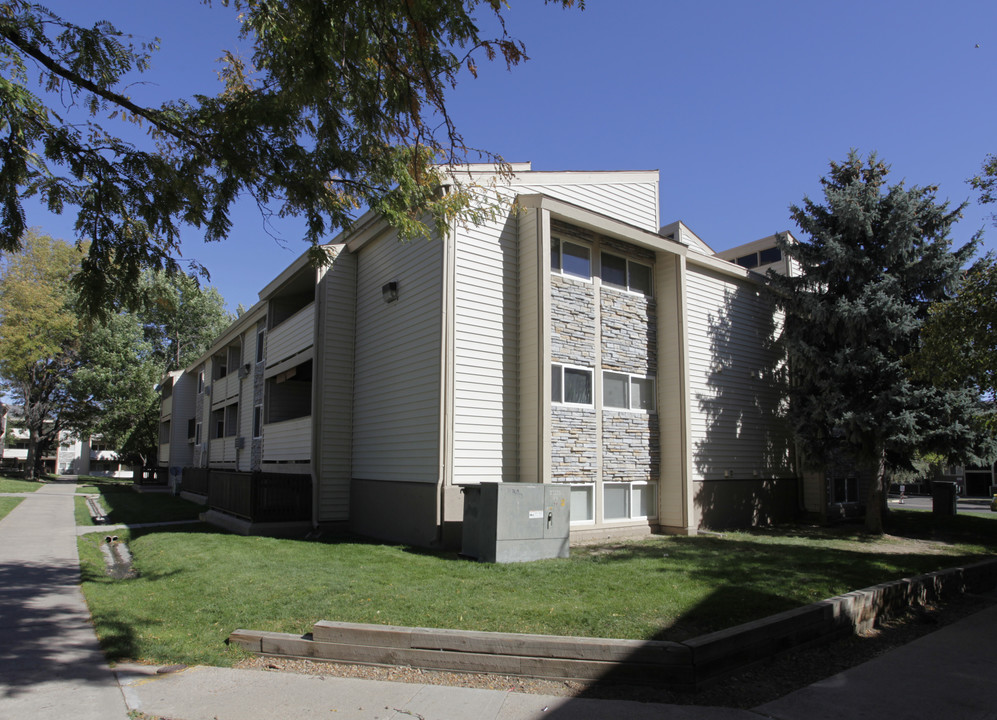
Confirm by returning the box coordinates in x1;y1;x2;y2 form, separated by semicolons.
569;484;594;524
603;481;657;521
831;476;858;504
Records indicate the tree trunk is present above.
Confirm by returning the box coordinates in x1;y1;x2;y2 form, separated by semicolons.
24;430;37;481
864;450;888;534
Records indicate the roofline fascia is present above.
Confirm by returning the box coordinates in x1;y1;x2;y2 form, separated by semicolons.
186;301;268;373
515;194;687;257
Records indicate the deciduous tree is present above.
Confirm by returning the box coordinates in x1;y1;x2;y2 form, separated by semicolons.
769;152;994;533
913;256;997;411
0;0;580;316
0;230;83;478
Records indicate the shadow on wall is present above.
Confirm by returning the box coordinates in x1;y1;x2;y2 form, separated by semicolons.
692;282;797;529
695;477;800;528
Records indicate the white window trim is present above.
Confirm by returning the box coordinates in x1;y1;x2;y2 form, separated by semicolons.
569;483;596;526
552;363;594;407
551;236;593;282
599;250;653;296
602;370;656;413
602;481;658;522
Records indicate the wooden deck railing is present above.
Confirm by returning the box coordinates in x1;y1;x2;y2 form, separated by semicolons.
180;468;311;523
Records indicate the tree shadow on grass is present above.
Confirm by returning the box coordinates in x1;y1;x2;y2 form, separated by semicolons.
571;535;985;637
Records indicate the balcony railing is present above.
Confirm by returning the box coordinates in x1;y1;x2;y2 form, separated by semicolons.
180;467;210;495
207;470;312;522
267;302;314;366
262;416;311;463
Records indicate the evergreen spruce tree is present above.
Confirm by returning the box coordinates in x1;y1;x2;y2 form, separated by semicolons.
769;151;994;533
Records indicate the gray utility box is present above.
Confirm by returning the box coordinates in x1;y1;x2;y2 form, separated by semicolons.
461;483;570;563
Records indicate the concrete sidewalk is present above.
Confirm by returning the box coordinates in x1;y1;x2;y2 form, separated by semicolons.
2;481;996;720
113;596;997;720
0;482;130;719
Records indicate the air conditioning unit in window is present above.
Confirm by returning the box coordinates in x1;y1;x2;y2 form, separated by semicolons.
238;363;250;379
234;436;245;449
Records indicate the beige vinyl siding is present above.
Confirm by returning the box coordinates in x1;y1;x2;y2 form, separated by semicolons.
263;416;311;463
516;181;658;233
266;302;315;367
168;374;196;468
317;249;356;522
518;207;544;484
451;201;520;484
685;265;793;483
238;335;254;471
352;228;443;483
654;254;691;530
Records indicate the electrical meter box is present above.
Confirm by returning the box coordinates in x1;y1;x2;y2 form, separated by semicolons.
461;483;570;563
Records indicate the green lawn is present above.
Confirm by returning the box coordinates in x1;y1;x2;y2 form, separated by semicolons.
0;476;44;493
0;496;23;521
0;475;43;521
75;478;206;526
78;509;997;668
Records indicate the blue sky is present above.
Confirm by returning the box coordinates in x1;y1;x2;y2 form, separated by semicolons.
23;0;997;312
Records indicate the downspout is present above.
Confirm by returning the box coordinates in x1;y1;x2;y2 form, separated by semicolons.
310;262;325;531
436;215;458;547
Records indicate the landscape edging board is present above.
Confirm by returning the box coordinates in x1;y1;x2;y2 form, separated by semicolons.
228;557;997;688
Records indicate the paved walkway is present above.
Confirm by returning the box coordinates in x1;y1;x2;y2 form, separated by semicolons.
0;482;129;719
2;481;996;719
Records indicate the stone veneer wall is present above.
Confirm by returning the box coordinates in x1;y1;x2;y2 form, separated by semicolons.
550;272;597;482
550;275;595;365
551;408;598;481
193;364;206;467
251;319;265;472
603;412;659;482
549;223;659;490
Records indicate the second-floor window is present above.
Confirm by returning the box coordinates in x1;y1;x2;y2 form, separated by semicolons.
601;252;652;296
552;364;593;406
551;237;591;280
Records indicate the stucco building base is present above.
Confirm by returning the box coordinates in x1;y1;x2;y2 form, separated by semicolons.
693;477;800;530
201;509;312;538
349;479;442;548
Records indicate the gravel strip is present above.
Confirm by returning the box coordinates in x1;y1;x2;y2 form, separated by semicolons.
235;592;996;709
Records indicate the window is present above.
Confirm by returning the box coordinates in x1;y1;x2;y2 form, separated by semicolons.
832;476;858;504
195;422;202;445
603;371;655;412
604;483;629;520
197;370;204;394
227;345;242;373
215;353;228;379
253;405;263;438
551;237;591;280
736;253;759;269
256;330;265;364
551;364;593;405
187;418;196;441
212;409;225;439
224;404;239;437
604;482;657;521
570;485;594;524
600;252;652;295
758;246;782;264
